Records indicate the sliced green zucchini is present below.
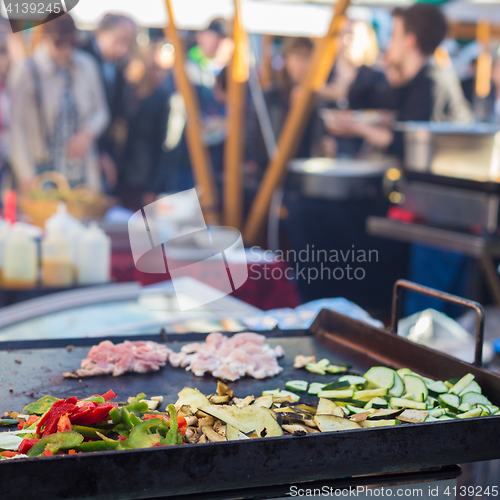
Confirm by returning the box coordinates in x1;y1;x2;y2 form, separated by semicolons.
404;374;428;402
426;381;448;394
438;394;460;412
285;380;308;393
449;373;475;396
360;419;398;428
261;389;300;403
457;407;482;419
476;404;491;416
425;415;439;422
459;380;482;396
461;392;491;406
325;365;349;374
428;408;446;418
438;415;454;420
389;397;426;410
321;380;350;391
317;358;331;368
354;388;388;400
308;383;326;395
317;389;354;399
363;367;395;390
347;405;374;415
371;397;389;408
314;414;361;432
397;368;414;378
426;397;437;409
338;375;367;386
305;363;326;375
388;372;405;398
458;403;471;413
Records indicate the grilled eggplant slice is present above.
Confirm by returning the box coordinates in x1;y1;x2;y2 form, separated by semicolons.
176;387;210;413
396;410;429;423
226;424;250;440
368;408;405;420
314;414;361;432
317;398;344;417
210;395;230;404
282;423;319;435
253;395;273;408
360;419;398;428
201;405;283;437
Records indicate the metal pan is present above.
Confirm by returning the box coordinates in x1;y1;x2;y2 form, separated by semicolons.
0;282;499;500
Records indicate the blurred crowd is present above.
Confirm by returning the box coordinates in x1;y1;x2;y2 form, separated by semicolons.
0;5;497;209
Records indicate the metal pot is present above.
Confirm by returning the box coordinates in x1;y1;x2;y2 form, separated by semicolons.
402;121;500;182
286;157;396;201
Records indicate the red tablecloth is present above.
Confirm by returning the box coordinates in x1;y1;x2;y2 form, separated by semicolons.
111;249;301;311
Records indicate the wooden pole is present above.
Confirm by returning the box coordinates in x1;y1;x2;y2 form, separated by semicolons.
260;34;274;90
475;21;492;99
243;0;350;244
224;0;249;230
163;0;219;223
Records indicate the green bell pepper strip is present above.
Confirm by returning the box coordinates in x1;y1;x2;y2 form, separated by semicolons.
124;402;149;413
71;425;110;439
161;405;182;446
128;393;146;405
121;408;134;430
82;396;105;404
23;396;60;415
128;418;162;449
28;431;84;457
73;441;118;453
109;407;121;424
0;419;19;425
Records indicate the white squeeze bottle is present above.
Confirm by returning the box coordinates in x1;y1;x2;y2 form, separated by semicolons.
41;226;73;287
77;222;111;285
0;220;11;283
3;224;38;288
46;202;82;277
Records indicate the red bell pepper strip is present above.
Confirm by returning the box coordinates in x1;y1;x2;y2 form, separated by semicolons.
101;389;117;401
70;402;114;425
18;439;39;455
69;401;96;422
38;397;78;437
42;449;53;457
57;413;72;433
1;451;19;458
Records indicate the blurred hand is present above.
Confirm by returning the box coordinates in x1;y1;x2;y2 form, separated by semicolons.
99;153;118;189
324;110;364;138
67;130;93;160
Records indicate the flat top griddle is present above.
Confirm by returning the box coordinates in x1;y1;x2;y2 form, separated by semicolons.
1;281;500;500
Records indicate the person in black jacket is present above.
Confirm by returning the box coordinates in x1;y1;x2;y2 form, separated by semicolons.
81;14;136;193
122;45;169;210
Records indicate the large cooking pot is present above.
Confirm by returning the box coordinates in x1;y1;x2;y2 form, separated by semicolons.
286;157;396;201
401;121;500;182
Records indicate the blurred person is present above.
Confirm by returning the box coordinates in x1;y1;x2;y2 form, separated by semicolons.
0;26;12;189
462;56;499;122
82;14;136;192
246;37;333;176
10;14;109;191
494;56;500;123
186;19;227;88
325;5;472;159
122;45;169;210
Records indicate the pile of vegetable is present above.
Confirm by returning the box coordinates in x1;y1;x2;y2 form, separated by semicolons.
0;390;186;459
289;362;499;421
0;366;497;459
